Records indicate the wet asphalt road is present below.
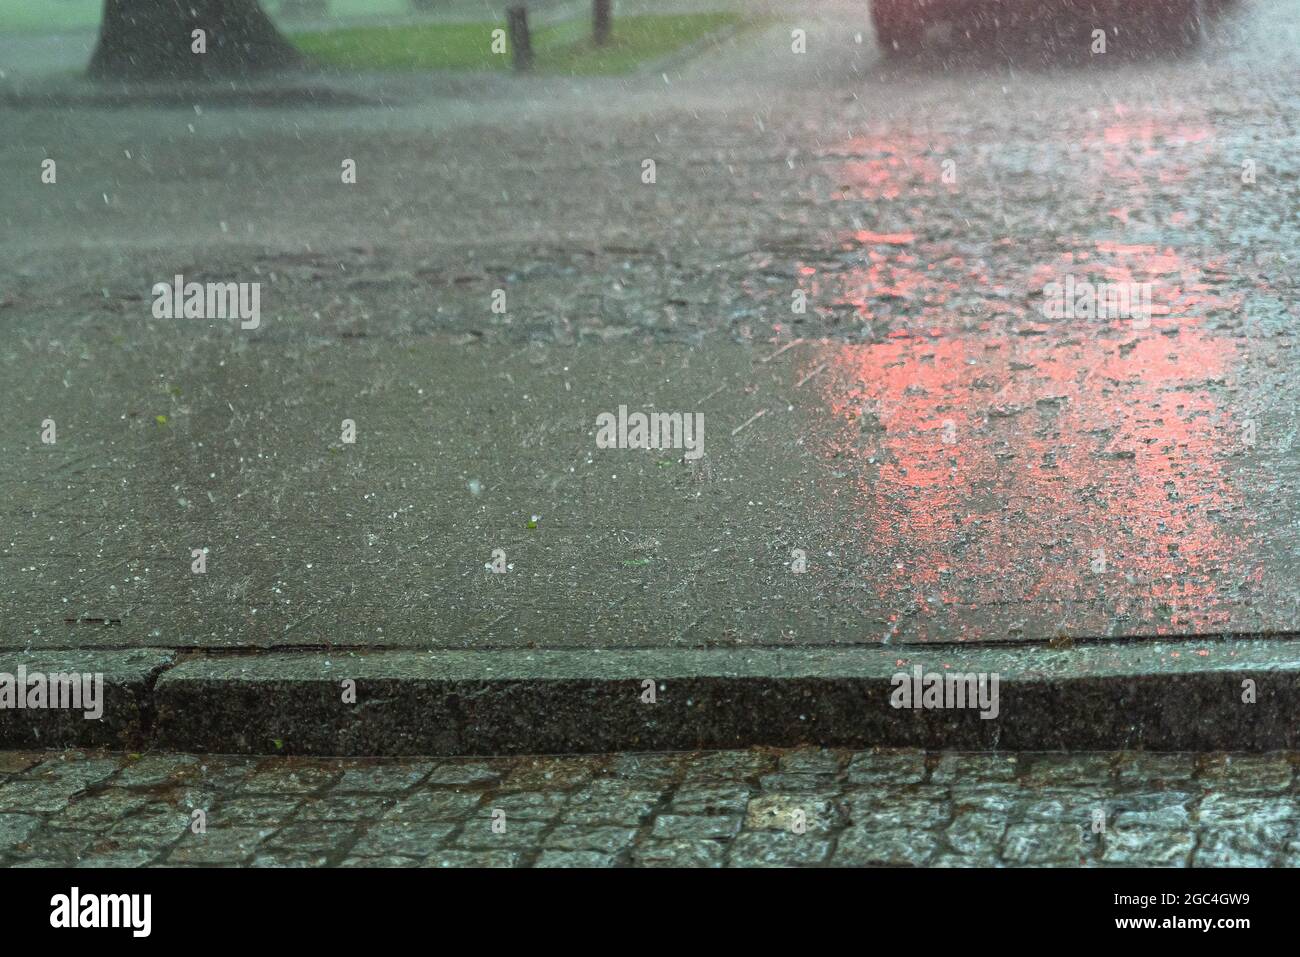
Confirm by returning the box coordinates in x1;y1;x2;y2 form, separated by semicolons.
0;0;1296;653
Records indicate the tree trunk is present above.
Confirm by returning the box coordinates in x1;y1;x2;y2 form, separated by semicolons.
88;0;301;80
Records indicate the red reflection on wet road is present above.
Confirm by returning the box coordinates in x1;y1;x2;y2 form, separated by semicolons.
829;133;951;201
1086;113;1216;188
811;240;1256;638
772;107;1286;639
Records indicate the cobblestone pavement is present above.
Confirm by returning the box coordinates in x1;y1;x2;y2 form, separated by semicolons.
1;748;1298;867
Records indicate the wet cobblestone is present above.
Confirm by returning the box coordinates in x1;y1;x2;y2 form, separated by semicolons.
1;749;1298;867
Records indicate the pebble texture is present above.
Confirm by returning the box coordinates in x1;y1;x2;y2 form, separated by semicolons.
2;748;1298;867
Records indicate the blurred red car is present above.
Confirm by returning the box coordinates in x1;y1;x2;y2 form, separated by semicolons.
870;0;1208;53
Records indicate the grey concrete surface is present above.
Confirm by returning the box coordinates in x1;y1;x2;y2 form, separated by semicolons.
3;334;1296;652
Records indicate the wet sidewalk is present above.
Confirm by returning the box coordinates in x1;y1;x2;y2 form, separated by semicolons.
3;331;1297;753
9;335;1295;654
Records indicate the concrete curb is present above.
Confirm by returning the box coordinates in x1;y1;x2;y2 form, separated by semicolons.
144;638;1300;755
0;81;381;109
3;639;1295;754
0;649;174;750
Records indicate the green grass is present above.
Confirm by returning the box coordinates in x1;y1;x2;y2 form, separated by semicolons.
0;2;743;78
0;0;102;33
295;20;508;71
293;13;743;75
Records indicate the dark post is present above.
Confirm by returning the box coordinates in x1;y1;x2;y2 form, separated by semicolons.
593;0;611;46
507;5;533;71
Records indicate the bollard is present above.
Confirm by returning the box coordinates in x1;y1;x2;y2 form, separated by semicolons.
507;5;533;71
593;0;611;46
